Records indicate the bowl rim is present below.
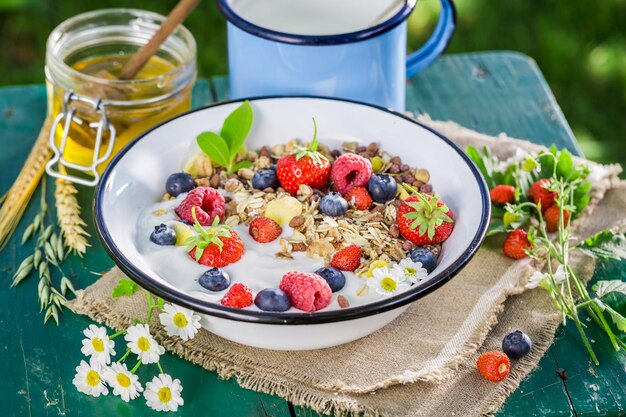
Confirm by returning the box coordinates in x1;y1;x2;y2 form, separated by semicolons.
94;96;490;325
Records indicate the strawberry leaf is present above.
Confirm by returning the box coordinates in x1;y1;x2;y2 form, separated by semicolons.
593;280;626;298
112;278;140;298
197;132;230;167
577;230;626;261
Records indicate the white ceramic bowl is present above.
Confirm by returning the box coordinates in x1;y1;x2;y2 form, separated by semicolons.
95;97;489;350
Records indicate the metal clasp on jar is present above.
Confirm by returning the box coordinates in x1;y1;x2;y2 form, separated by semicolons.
45;90;117;187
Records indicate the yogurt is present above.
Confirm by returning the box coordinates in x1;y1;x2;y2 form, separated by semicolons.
136;193;385;312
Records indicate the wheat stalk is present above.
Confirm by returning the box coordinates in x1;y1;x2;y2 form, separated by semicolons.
55;168;90;256
0;118;53;250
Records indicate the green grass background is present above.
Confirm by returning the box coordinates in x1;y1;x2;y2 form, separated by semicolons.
1;0;624;167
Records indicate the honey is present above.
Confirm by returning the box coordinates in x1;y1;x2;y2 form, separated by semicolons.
45;9;197;185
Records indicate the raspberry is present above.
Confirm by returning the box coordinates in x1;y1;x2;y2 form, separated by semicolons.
279;272;332;312
344;187;373;210
545;206;570;233
249;217;282;243
189;231;244;267
330;245;362;271
529;179;556;213
477;351;510;382
490;185;515;205
331;153;373;194
502;229;531;259
220;283;253;308
175;186;225;226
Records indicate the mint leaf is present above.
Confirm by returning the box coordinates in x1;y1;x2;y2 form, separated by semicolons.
593;280;626;298
577;230;626;261
221;100;253;155
112;278;140;298
231;160;253;172
197;131;231;167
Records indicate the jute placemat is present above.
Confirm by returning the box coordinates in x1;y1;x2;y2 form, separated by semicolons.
68;119;623;416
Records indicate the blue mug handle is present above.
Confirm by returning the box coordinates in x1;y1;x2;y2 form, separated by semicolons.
405;0;457;77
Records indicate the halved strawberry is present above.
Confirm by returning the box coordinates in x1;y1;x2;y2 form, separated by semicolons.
397;191;454;245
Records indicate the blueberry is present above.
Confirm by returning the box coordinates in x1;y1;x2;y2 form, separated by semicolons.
199;268;231;292
367;174;397;203
314;266;345;292
150;224;176;246
319;192;349;217
408;247;437;273
166;172;195;197
502;330;532;359
252;168;279;190
254;288;292;312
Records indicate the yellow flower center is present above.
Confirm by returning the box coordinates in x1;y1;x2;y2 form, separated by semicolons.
404;267;416;277
86;370;100;387
380;277;397;292
173;312;188;328
137;336;151;352
158;387;172;403
91;337;105;353
366;260;389;277
116;373;131;388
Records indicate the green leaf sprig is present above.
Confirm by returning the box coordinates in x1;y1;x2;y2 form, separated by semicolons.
112;278;141;298
183;207;232;262
197;100;254;174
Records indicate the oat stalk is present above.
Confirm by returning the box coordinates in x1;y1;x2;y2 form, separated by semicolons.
55;167;90;256
0;118;53;250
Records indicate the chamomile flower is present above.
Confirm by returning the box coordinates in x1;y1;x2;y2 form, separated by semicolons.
367;267;410;296
73;359;108;397
81;324;115;365
103;362;143;402
124;324;165;364
526;265;566;289
144;373;184;412
159;304;202;341
393;258;428;285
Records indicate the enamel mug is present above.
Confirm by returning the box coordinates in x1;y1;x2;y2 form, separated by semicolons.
217;0;456;111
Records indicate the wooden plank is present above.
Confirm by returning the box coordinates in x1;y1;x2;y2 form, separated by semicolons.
0;82;292;417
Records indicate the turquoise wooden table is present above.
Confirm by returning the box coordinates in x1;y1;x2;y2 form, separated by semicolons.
1;52;625;416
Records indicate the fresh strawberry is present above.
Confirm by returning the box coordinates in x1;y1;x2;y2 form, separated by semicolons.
490;185;515;205
331;153;373;194
220;283;253;308
477;351;510;382
502;229;531;259
186;209;244;267
276;120;331;195
249;217;282;243
529;179;556;212
330;245;362;271
545;206;570;233
397;193;454;245
344;186;373;210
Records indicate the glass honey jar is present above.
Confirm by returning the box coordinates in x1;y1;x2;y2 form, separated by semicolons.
45;9;197;186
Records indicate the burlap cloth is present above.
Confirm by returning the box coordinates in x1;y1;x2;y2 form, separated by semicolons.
68;118;624;416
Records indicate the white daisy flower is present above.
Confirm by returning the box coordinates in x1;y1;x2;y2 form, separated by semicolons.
124;324;165;364
73;359;108;397
393;258;428;285
103;362;143;402
526;265;567;289
159;304;202;341
81;324;116;365
367;267;410;296
144;373;184;412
